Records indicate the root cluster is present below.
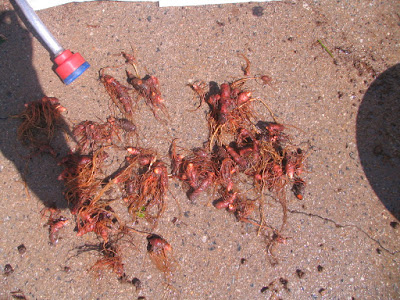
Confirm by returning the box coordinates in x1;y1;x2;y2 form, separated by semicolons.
15;54;308;287
15;96;66;156
58;53;174;278
174;76;307;258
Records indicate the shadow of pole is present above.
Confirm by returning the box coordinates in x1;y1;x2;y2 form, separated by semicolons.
356;63;400;220
0;8;70;209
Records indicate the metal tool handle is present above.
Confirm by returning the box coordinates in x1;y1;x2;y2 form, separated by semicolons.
13;0;64;57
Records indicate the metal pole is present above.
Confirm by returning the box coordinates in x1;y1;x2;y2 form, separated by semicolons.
13;0;64;57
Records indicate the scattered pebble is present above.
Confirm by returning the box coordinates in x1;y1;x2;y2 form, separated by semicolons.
280;277;290;291
132;277;142;291
4;264;14;276
296;269;305;278
17;244;26;255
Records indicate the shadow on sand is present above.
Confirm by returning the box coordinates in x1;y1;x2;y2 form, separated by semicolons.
356;63;400;220
0;8;70;209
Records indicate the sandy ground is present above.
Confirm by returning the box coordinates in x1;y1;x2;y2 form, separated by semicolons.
0;0;399;299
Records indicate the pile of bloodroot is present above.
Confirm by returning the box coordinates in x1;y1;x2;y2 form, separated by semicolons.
15;54;307;286
14;96;66;157
175;70;307;264
15;53;176;283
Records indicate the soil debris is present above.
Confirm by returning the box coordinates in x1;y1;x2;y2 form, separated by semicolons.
4;264;14;276
17;244;26;255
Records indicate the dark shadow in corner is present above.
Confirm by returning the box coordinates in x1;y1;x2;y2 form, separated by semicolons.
356;63;400;220
0;8;70;209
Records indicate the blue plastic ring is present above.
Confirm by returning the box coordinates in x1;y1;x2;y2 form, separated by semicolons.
63;62;90;85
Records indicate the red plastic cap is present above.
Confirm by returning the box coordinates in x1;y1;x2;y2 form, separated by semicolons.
54;50;89;84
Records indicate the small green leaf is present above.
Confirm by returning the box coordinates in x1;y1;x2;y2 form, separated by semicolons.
137;206;146;218
317;39;334;59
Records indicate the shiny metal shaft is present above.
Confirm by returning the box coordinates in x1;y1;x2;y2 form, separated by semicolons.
13;0;64;56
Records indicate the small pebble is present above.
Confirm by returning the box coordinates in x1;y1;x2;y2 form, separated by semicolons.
17;244;26;255
132;277;142;291
280;278;289;291
4;264;14;276
296;269;305;278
